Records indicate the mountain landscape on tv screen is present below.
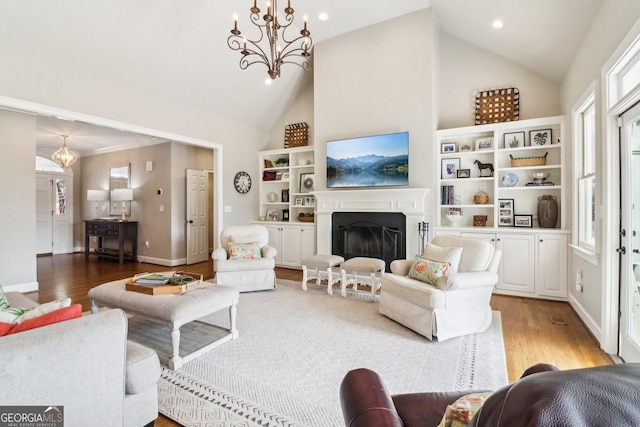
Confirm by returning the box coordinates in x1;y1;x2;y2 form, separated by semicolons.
326;153;408;188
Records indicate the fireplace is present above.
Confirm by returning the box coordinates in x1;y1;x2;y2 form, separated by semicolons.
332;212;405;270
313;188;430;266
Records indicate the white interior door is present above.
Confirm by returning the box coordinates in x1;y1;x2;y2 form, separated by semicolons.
619;101;640;362
186;169;209;265
36;174;53;254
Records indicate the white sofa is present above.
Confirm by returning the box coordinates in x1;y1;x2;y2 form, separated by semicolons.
212;224;277;292
0;292;160;427
379;235;502;341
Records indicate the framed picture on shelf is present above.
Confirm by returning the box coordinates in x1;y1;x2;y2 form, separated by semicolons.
266;209;279;221
304;196;314;206
441;142;456;153
281;189;289;203
514;214;533;227
530;129;552;146
460;143;473;152
299;173;314;193
498;199;514;227
282;172;290;180
475;137;493;150
456;169;471;178
294;197;303;206
503;131;525;148
441;158;460;179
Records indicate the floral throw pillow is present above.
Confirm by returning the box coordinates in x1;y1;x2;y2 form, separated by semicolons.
0;284;9;309
407;255;451;287
438;392;493;427
227;241;262;260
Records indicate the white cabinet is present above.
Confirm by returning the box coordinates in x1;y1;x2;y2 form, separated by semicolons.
263;223;315;268
436;116;565;230
536;233;568;298
461;232;536;294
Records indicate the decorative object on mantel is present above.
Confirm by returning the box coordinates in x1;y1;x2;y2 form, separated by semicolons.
474;87;520;125
52;134;78;168
284;122;309;148
227;0;312;81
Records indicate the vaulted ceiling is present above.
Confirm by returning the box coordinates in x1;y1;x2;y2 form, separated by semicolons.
0;0;604;154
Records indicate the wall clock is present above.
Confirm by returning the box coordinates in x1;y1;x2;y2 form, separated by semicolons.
234;171;252;194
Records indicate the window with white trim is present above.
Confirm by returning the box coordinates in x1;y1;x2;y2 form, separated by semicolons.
575;95;597;252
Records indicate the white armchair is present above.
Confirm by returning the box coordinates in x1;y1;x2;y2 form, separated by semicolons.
212;225;277;292
379;235;501;341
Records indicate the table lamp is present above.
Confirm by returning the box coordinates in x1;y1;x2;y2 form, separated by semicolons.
112;188;134;221
87;189;108;219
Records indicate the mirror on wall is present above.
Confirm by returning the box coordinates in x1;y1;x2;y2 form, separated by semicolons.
110;164;131;216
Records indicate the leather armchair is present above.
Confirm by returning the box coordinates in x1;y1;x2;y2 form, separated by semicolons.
379;235;501;341
212;224;277;292
340;363;640;427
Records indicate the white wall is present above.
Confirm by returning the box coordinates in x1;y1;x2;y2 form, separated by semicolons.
561;0;640;347
314;9;437;197
0;109;37;291
438;34;562;130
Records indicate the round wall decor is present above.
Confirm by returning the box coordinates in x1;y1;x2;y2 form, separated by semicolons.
234;171;252;194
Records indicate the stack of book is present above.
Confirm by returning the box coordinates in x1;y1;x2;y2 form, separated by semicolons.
441;185;455;205
134;273;171;285
525;181;555;187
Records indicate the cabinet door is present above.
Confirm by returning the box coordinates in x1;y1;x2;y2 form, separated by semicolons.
536;233;568;298
281;226;302;267
460;232;496;245
496;234;535;294
264;224;283;265
300;225;316;261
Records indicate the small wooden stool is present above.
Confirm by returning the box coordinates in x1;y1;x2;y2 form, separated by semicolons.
340;257;386;300
301;254;345;295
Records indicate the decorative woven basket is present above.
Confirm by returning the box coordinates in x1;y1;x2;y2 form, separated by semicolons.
284;122;309;148
510;152;548;167
475;88;520;125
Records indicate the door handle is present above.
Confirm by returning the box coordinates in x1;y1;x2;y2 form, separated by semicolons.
617;247;626;255
187;220;194;224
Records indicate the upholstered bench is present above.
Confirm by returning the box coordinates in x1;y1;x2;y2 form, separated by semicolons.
301;254;345;294
340;257;386;300
89;279;239;369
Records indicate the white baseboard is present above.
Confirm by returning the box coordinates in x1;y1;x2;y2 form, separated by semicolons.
137;256;187;267
5;281;39;293
569;294;601;344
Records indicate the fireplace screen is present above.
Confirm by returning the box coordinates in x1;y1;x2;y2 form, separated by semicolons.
332;212;406;270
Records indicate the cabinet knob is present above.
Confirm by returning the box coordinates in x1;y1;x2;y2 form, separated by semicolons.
540;239;544;242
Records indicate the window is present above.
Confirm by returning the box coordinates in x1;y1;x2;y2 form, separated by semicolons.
574;92;597;253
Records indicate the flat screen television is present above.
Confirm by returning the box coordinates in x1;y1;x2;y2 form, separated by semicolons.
326;131;409;188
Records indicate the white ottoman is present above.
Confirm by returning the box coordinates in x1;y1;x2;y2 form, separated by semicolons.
301;254;345;294
340;257;386;300
89;279;239;369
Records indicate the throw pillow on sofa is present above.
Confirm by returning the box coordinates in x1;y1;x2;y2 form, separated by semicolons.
0;304;82;336
0;297;72;324
407;255;451;287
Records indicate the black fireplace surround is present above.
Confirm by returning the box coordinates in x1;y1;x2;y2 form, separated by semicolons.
331;212;406;271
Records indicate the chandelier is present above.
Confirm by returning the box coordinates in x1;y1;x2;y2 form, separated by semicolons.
52;134;78;168
228;0;312;80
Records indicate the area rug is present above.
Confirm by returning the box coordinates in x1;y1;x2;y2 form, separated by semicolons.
156;279;508;427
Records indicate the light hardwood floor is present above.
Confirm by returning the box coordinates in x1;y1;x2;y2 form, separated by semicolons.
33;253;613;426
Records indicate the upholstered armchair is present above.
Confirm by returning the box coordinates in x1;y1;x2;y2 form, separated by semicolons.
212;224;277;292
379;235;501;341
340;363;640;427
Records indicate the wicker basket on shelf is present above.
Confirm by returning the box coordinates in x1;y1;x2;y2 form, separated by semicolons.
284;122;309;148
510;152;548;167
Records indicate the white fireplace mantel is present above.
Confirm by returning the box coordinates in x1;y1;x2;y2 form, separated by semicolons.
312;188;430;256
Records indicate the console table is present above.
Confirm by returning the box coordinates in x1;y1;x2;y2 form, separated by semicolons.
84;220;138;263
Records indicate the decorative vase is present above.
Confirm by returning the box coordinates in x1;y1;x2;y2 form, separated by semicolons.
537;195;558;228
474;185;489;205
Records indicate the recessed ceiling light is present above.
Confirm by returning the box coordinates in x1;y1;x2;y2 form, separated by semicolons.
319;12;329;21
265;78;273;86
492;19;504;30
